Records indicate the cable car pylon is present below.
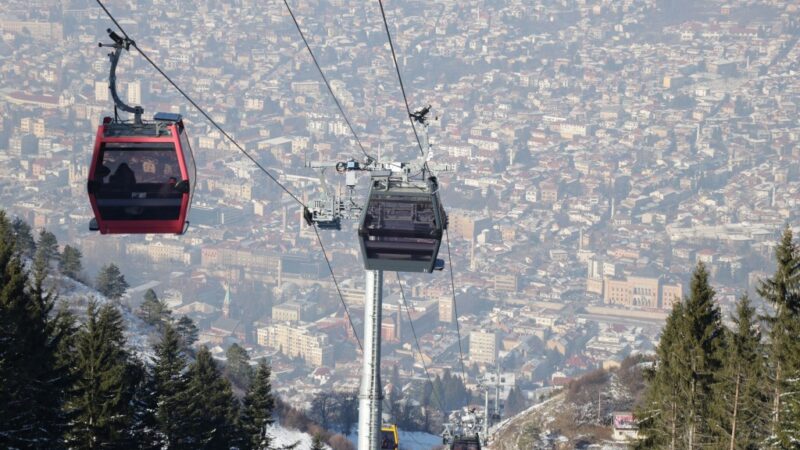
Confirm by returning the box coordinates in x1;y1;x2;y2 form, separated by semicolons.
304;109;453;450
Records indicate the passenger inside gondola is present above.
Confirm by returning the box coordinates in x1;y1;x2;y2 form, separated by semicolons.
110;162;136;188
93;144;184;220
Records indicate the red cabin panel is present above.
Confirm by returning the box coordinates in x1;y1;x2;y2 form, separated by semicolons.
87;119;193;234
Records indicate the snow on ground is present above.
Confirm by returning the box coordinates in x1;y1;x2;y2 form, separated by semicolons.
489;393;564;441
347;430;444;450
55;274;157;363
269;424;330;450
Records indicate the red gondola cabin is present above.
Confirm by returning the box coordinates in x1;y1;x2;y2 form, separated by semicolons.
87;113;194;234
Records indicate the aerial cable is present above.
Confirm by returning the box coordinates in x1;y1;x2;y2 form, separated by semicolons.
376;0;426;157
444;229;469;384
283;0;375;162
396;272;445;412
313;224;363;351
95;0;306;209
94;0;365;352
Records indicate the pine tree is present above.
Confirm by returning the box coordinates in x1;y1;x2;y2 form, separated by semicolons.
184;346;241;448
96;263;129;300
635;302;688;449
636;264;725;450
0;211;74;448
66;301;139;449
505;385;526;417
34;228;59;269
336;391;358;436
310;433;325;450
681;263;725;449
138;288;171;328
241;359;276;450
59;245;83;280
11;216;36;257
153;324;192;449
758;226;800;447
175;315;199;349
709;295;768;449
128;360;161;450
226;342;254;387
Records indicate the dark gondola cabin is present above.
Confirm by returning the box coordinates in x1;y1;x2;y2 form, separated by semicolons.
358;173;446;273
87;113;194;234
451;436;481;450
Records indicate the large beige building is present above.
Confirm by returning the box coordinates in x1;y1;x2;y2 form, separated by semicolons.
257;323;332;367
604;276;659;308
602;275;683;310
126;241;191;264
661;283;684;309
470;330;498;365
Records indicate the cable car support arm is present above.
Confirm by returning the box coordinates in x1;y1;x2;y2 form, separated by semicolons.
99;28;144;124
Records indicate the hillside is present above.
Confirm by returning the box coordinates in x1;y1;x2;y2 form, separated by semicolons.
489;357;647;449
59;274;349;450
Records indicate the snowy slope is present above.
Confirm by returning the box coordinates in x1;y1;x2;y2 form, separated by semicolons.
269;424;331;450
56;274;158;363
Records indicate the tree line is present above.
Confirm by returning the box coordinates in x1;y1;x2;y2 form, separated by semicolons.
0;211;305;450
635;227;800;449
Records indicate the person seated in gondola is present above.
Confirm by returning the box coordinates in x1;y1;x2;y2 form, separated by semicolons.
110;162;136;189
158;176;178;197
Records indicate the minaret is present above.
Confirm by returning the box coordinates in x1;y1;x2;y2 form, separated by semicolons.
470;237;476;271
222;281;231;319
771;185;777;208
610;197;616;220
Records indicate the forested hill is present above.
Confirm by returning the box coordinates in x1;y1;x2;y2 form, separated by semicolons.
0;210;349;450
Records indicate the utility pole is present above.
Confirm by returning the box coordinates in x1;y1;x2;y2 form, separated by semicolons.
484;384;489;439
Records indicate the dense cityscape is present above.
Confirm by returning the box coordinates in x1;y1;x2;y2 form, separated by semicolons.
1;0;800;446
